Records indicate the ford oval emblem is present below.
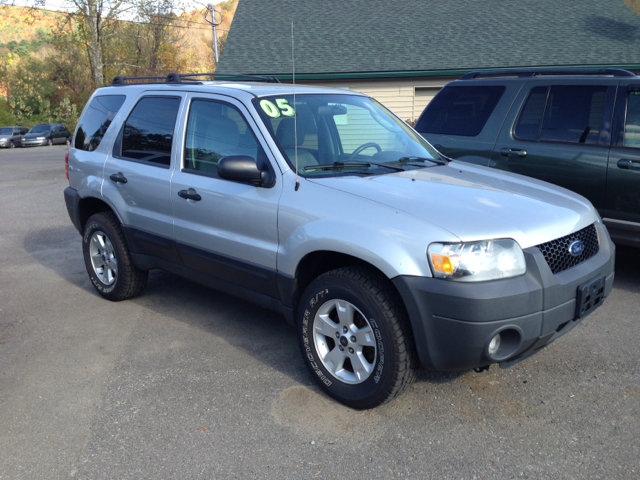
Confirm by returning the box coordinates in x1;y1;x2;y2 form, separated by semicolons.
568;240;585;256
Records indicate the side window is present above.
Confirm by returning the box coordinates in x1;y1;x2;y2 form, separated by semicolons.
541;86;606;144
415;85;506;137
515;85;608;144
183;99;263;176
514;87;547;140
624;90;640;149
75;95;126;152
120;96;181;166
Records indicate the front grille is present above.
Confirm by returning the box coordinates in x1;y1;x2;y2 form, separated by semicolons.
536;224;599;274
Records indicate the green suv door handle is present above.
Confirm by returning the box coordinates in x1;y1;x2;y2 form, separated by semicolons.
617;159;640;171
500;148;527;158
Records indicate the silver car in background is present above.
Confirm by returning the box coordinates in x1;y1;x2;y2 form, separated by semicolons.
63;74;615;408
0;126;28;148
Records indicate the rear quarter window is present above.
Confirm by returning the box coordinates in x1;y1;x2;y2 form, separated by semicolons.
75;95;126;151
415;85;506;137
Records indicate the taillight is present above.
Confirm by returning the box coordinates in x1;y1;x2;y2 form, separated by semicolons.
65;152;69;180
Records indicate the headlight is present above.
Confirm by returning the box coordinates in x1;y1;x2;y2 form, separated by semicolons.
36;136;46;140
428;239;526;282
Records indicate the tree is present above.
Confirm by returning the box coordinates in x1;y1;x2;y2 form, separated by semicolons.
68;0;136;85
623;0;640;15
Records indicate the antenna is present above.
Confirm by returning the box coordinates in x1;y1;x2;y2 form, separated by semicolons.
292;22;300;192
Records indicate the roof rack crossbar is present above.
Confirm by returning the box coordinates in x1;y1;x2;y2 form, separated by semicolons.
459;68;637;80
112;72;281;86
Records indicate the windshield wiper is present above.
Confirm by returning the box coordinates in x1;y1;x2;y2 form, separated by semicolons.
394;156;448;166
302;161;405;172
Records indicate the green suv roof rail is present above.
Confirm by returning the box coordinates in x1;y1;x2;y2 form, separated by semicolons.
111;72;281;86
459;68;637;80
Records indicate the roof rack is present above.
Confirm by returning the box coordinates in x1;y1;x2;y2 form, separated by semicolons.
459;68;637;80
112;72;281;86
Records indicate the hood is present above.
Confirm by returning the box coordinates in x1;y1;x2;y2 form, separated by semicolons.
0;134;12;140
308;161;598;249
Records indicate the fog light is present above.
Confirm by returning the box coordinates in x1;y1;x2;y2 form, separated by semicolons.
488;334;501;356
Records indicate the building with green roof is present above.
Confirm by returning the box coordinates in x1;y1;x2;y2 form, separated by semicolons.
218;0;640;121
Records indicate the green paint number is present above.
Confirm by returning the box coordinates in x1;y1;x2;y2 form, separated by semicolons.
276;98;295;116
260;99;296;118
260;100;280;118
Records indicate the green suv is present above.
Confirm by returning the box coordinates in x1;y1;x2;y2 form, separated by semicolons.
415;69;640;247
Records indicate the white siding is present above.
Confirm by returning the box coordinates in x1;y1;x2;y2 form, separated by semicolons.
414;87;441;119
299;77;456;122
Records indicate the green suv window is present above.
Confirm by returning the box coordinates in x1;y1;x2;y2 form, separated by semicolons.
624;91;640;148
515;85;607;144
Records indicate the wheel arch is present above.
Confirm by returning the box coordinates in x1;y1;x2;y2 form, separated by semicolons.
295;250;387;302
283;251;406;321
77;196;121;233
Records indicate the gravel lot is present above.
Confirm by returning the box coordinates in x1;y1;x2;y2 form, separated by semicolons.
1;146;639;479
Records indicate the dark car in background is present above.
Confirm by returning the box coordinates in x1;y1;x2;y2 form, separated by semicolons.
0;126;28;148
22;123;71;147
415;68;640;247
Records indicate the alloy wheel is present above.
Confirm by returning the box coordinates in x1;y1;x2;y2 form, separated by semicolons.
313;299;377;384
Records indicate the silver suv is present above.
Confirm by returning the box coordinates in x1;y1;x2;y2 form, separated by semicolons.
64;73;615;409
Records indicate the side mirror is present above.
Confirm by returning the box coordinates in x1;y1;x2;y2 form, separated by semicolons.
218;155;274;187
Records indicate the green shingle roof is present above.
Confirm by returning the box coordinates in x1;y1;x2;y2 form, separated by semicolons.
218;0;640;79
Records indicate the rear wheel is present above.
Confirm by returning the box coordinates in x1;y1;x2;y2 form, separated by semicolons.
82;212;148;301
297;266;417;409
65;137;71;146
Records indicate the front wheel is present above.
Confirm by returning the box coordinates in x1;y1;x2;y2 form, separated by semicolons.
47;138;53;146
65;137;71;146
297;267;417;409
9;141;15;149
82;212;148;301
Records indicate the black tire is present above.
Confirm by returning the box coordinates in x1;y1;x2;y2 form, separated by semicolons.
9;141;15;149
47;138;53;146
82;212;148;301
65;137;71;146
297;266;417;409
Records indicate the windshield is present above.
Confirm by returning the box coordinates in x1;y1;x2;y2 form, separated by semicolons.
0;127;13;135
253;94;441;176
29;125;50;133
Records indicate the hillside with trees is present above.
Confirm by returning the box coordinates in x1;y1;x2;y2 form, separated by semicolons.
0;1;237;130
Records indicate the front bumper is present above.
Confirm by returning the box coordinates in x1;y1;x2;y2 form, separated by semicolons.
393;222;615;371
22;138;47;147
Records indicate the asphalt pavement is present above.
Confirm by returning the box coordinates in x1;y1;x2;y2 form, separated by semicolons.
0;146;638;479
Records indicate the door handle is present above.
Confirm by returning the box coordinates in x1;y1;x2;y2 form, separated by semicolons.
617;159;640;171
109;172;127;184
178;189;202;201
500;148;527;158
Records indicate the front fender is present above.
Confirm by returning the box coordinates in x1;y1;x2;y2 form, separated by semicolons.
276;175;460;279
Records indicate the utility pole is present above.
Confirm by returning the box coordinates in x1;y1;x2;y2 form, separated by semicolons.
206;3;219;69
